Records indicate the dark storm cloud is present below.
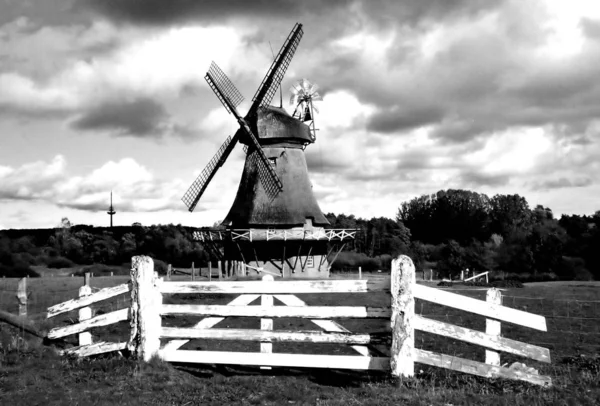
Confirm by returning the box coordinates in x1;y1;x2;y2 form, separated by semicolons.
460;171;511;187
82;0;499;29
367;105;443;133
56;199;180;212
81;0;352;26
530;177;593;191
581;18;600;40
71;97;192;138
305;148;348;174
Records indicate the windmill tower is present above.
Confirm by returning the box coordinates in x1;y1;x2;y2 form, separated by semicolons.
182;23;355;279
107;191;116;228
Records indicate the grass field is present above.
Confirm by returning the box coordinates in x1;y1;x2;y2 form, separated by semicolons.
1;272;599;405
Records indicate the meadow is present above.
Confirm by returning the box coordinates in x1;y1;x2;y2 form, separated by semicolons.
1;271;599;405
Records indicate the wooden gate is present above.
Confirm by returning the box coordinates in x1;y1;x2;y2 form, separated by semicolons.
45;255;552;386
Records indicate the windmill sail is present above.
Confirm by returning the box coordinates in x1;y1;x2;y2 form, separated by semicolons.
205;63;283;199
248;23;303;116
181;133;239;212
205;62;244;114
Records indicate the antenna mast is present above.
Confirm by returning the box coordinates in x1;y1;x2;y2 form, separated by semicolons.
107;191;116;227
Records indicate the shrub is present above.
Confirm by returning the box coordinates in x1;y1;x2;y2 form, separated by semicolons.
74;264;129;276
154;259;168;275
47;256;75;269
0;264;40;278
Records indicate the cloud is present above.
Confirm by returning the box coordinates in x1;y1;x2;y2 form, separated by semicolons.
530;177;593;191
0;156;187;213
71;97;192;138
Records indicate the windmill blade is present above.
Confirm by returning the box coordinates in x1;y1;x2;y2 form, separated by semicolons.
247;146;284;198
181;133;240;212
205;62;283;198
238;121;283;198
248;23;303;116
205;62;244;114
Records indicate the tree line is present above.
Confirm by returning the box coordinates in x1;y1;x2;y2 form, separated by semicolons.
0;189;598;280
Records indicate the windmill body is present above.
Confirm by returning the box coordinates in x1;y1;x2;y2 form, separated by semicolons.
182;23;356;279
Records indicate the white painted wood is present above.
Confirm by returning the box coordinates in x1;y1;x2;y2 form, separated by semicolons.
78;285;92;346
274;294;370;356
161;294;260;352
159;279;390;294
160;327;390;344
463;271;489;283
414;284;547;331
414;348;552;387
17;278;27;317
159;350;390;371
128;256;161;361
486;288;502;366
47;283;131;318
160;304;391;319
414;315;550;362
61;341;127;357
260;275;274;370
48;308;130;339
390;255;415;378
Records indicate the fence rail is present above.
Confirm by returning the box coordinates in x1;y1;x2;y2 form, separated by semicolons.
9;255;554;387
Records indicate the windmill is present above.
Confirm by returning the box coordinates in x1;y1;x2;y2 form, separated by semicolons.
182;23;356;279
290;79;322;140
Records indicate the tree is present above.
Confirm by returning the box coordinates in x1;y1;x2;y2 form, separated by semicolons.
398;189;490;244
489;194;532;239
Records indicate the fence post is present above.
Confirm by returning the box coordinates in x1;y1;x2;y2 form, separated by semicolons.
166;264;172;281
260;274;274;369
485;288;502;366
359;266;362;280
128;256;162;361
390;255;415;378
78;284;92;346
17;277;27;317
191;262;195;281
209;262;212;281
218;261;222;281
84;272;90;287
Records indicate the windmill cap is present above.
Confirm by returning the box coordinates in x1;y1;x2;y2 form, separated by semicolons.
249;106;313;146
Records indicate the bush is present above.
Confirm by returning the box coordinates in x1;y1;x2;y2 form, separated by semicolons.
0;264;40;278
154;259;168;275
47;256;75;269
329;252;382;272
74;264;129;276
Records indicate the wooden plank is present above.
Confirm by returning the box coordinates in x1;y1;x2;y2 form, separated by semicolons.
17;277;27;317
414;316;550;363
274;294;370;356
260;275;274;370
48;308;130;339
390;255;415;378
160;327;391;344
160;304;391;319
414;284;547;331
78;285;92;346
464;271;489;282
61;341;127;357
486;288;502;366
159;279;390;294
128;256;162;362
161;294;260;352
47;283;131;318
414;348;552;387
159;350;390;371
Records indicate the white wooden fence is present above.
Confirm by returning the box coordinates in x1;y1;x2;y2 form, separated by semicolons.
45;255;552;386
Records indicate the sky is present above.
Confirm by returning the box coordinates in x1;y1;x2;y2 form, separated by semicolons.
0;0;599;230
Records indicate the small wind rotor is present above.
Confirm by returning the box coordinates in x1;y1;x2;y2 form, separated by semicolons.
290;79;321;140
